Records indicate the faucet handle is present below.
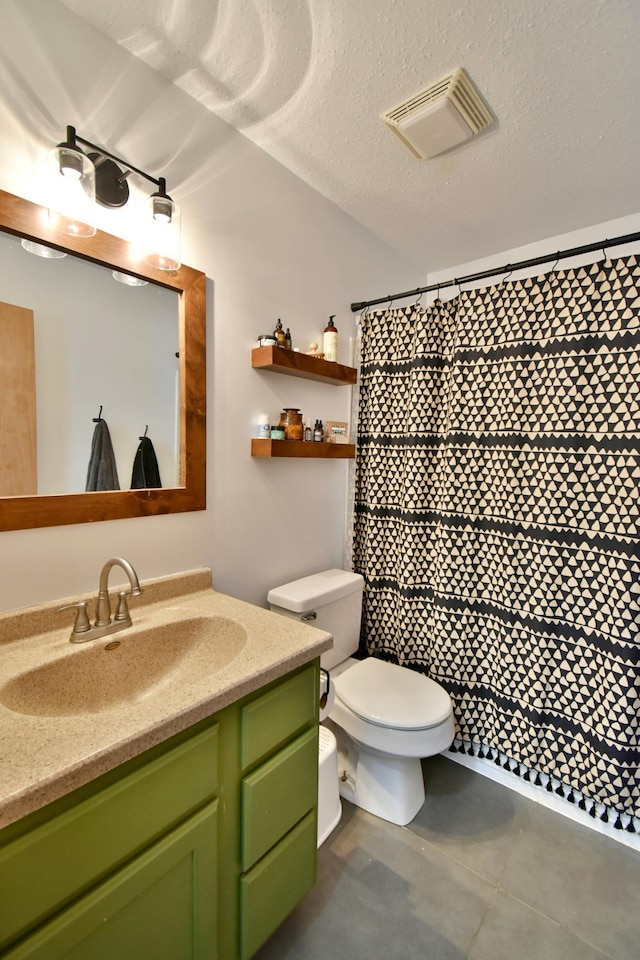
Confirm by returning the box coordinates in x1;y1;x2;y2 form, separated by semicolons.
113;590;132;623
58;601;91;634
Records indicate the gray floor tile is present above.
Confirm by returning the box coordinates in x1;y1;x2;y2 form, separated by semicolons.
255;759;640;960
409;755;532;884
500;801;640;960
255;802;495;960
468;891;612;960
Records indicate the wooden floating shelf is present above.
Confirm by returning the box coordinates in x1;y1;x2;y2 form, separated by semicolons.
251;440;355;459
251;346;357;385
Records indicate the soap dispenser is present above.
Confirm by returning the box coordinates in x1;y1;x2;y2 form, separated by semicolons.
323;316;338;362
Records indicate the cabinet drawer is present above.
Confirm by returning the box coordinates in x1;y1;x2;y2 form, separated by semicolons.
0;724;218;953
240;663;317;770
239;810;316;960
241;727;318;870
4;801;218;960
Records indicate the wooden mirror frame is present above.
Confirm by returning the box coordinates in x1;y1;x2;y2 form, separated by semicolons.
0;189;205;531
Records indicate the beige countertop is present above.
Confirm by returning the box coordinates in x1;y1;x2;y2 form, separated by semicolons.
0;569;332;829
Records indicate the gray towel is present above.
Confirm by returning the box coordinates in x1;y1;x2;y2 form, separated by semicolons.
86;419;120;491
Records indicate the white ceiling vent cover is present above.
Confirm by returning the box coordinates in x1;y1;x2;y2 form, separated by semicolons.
382;68;493;160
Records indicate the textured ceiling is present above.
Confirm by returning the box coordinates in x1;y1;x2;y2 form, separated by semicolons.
59;0;640;271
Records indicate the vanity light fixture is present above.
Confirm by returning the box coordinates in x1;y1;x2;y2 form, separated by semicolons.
49;126;181;270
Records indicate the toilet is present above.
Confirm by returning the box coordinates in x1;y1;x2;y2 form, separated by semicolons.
268;569;455;828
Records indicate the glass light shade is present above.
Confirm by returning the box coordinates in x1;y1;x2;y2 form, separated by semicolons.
112;270;148;287
143;195;181;271
21;238;67;259
48;145;97;237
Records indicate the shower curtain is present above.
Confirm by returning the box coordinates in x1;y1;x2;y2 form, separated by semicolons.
353;254;640;828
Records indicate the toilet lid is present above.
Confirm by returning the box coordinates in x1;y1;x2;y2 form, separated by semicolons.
333;658;452;730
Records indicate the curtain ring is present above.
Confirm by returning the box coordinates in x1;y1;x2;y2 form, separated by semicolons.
602;240;609;262
455;278;463;297
502;264;513;283
414;289;423;306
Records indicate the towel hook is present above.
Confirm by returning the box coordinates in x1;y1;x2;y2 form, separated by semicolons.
92;405;103;423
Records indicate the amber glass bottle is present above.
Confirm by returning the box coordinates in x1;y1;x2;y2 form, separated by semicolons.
273;318;287;348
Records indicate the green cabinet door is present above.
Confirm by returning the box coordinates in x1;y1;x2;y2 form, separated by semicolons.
4;801;218;960
241;727;318;870
0;724;219;953
239;810;317;960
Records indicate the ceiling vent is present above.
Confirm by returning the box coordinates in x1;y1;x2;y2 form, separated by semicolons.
382;68;494;160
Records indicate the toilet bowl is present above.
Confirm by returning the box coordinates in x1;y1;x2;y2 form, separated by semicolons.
268;569;455;829
327;657;455;825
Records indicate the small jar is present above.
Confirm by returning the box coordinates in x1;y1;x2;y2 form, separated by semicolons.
258;334;277;348
270;424;285;440
279;407;303;441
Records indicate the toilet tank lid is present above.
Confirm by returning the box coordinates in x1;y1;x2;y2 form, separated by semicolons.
267;569;364;612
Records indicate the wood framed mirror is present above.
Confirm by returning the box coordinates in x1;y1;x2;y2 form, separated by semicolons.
0;189;205;531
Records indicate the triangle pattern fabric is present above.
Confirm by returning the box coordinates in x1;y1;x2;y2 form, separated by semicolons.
354;254;640;822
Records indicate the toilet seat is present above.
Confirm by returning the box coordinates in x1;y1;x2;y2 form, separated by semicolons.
333;658;452;730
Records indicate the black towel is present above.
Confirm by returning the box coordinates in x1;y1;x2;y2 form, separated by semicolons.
85;419;120;491
130;435;162;489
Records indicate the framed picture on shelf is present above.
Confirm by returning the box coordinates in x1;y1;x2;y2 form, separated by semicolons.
325;421;350;443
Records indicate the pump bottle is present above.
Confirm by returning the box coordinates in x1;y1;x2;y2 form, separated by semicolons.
322;316;338;362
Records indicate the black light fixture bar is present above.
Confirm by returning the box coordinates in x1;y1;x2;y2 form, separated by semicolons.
65;125;166;194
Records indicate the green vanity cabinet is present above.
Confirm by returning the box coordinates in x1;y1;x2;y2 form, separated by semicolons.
0;659;319;960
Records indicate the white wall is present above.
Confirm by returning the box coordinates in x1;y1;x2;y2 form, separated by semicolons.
425;212;640;301
0;0;417;612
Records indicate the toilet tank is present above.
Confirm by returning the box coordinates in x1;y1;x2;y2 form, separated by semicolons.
268;569;364;670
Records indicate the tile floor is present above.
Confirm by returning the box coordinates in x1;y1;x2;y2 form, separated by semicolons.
255;755;640;960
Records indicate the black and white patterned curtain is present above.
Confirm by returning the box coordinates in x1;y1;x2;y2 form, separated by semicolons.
353;255;640;829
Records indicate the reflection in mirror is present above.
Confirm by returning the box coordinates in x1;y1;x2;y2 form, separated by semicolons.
0;230;179;496
0;189;206;532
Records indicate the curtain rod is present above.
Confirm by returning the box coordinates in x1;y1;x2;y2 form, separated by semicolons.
350;230;640;313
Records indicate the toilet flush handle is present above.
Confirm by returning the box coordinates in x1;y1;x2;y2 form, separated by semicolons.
301;611;317;622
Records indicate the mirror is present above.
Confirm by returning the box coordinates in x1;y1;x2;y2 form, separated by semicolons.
0;189;206;531
0;231;180;496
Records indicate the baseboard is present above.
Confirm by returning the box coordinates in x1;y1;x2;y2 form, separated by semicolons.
444;748;640;852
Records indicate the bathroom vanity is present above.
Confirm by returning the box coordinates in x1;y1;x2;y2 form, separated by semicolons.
0;570;331;959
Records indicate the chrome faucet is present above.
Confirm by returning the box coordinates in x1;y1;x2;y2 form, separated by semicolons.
59;557;143;643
